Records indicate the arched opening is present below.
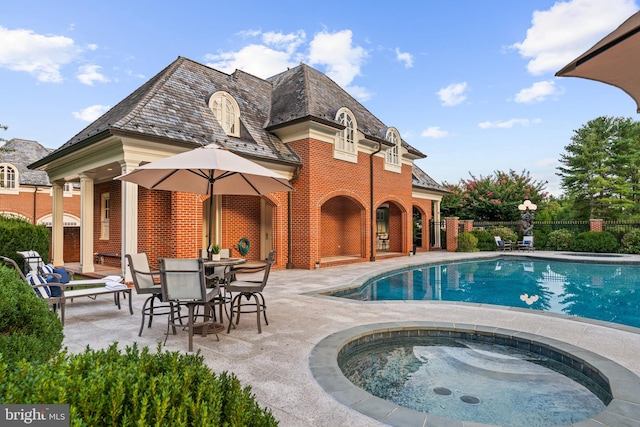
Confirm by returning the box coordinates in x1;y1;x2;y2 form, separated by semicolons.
376;201;406;254
320;196;364;261
413;206;425;252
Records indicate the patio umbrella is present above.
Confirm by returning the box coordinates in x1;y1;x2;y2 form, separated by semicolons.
556;10;640;112
115;144;294;248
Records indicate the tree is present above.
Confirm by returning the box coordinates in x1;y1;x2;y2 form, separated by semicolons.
441;169;548;221
557;116;640;220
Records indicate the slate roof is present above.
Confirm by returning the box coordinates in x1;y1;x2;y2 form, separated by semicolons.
267;64;424;156
32;56;436;189
1;139;52;186
412;163;450;194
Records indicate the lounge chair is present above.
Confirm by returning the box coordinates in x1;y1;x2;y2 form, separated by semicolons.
494;236;512;251
518;236;535;251
225;250;275;334
159;257;221;352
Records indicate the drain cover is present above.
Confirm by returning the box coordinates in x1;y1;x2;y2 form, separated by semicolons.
460;395;480;404
433;387;452;395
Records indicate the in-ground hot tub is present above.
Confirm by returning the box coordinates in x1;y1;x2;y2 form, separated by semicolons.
309;322;640;427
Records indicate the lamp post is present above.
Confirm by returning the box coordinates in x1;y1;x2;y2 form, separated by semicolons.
518;199;537;236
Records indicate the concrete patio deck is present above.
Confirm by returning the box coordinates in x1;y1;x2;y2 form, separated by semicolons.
60;251;640;426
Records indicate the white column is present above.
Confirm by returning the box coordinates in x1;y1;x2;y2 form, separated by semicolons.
79;172;95;273
51;181;65;266
433;200;442;249
119;160;139;281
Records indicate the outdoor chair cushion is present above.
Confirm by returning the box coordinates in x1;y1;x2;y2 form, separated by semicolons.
26;272;52;298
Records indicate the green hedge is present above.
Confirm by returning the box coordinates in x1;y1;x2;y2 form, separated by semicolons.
0;215;50;267
0;266;63;366
469;230;495;251
570;231;619;253
0;343;278;426
457;232;478;252
621;229;640;254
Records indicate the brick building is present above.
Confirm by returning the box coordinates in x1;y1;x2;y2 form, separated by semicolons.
29;57;448;277
0;138;81;261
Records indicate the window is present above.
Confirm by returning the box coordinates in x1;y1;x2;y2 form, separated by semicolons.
384;128;402;173
336;110;355;153
100;192;110;240
0;164;17;190
333;108;358;163
208;92;240;137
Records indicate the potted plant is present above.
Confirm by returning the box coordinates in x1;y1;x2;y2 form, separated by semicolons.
211;244;221;261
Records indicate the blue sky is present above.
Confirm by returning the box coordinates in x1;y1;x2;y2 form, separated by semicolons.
1;0;639;196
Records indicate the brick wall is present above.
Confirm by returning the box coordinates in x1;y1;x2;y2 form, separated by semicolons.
288;137;414;268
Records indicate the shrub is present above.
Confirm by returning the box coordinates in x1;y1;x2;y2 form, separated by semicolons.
457;232;478;252
486;226;517;244
546;229;574;251
0;266;63;367
470;230;495;251
0;343;278;426
0;215;50;266
569;231;619;253
621;229;640;254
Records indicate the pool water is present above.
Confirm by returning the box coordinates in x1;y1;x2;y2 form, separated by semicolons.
333;257;640;328
339;336;607;427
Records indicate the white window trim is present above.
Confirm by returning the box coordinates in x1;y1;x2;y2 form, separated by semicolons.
333;108;358;163
384;128;402;173
100;192;110;240
0;163;19;194
208;91;241;137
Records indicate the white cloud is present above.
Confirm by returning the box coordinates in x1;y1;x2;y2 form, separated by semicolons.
73;104;110;122
308;30;368;88
0;26;80;82
395;48;413;68
437;82;468;106
77;64;110;85
205;43;299;79
421;126;449;138
511;0;638;75
514;80;563;103
536;158;559;167
204;29;369;100
478;118;542;129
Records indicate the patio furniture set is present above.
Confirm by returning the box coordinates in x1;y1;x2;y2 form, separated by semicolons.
2;249;275;352
127;250;275;351
494;236;534;252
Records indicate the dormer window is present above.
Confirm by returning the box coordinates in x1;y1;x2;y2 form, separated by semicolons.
208;92;240;137
333;108;358;163
0;164;17;191
384;128;402;173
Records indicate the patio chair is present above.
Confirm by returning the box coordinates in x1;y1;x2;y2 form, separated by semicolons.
159;257;221;352
225;250;276;334
126;253;172;336
517;236;535;251
494;236;512;251
1;255;66;321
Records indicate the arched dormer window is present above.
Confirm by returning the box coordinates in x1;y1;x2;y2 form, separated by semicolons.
385;128;402;173
208;92;240;137
333;108;358;163
0;164;18;191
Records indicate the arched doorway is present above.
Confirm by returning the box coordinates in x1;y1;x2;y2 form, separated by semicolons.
376;201;406;254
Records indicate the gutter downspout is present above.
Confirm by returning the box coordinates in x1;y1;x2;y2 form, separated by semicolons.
370;142;382;262
287;166;301;269
32;185;38;224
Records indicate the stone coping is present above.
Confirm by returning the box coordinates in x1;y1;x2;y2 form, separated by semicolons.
309;322;640;427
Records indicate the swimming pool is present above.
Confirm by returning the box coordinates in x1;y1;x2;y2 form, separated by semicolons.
330;257;640;329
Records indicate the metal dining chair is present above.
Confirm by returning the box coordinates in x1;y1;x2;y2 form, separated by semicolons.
159;257;221;351
225;250;276;334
